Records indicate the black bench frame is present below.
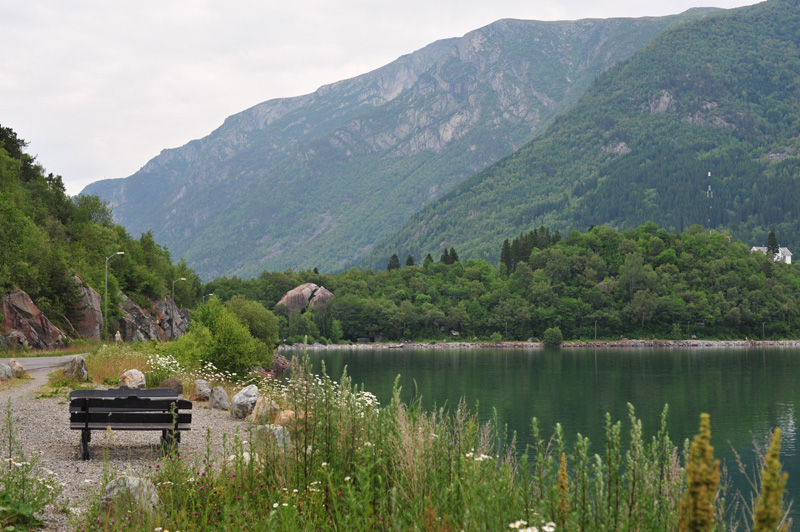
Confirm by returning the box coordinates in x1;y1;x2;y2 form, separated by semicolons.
69;386;192;460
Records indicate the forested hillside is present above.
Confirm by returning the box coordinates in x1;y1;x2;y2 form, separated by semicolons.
207;223;800;342
82;11;711;279
365;0;800;269
0;126;202;335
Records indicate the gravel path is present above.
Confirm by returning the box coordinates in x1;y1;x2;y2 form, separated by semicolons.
0;368;250;531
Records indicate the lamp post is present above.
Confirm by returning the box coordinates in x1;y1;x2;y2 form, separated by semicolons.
104;251;125;338
203;293;213;304
172;277;187;302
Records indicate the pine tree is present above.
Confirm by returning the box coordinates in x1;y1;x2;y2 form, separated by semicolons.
440;248;451;264
500;238;512;272
405;254;415;267
767;231;779;259
387;253;401;271
423;254;434;267
449;247;459;263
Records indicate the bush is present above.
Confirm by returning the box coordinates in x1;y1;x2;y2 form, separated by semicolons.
543;327;563;347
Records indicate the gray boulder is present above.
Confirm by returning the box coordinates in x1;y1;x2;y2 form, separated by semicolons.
191;379;211;401
102;476;159;517
119;369;146;389
257;424;292;452
62;355;89;382
0;364;13;382
209;386;230;411
231;384;259;419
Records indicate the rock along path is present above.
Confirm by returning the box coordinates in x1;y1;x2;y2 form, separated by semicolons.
0;365;249;531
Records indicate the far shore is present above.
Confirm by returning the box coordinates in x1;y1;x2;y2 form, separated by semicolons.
278;338;800;351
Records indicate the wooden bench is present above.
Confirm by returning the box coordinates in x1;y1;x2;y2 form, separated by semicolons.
69;386;192;460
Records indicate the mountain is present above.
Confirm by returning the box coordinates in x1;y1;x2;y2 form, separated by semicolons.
82;11;712;279
365;0;800;269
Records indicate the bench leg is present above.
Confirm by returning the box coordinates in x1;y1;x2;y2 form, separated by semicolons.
81;430;90;461
161;430;180;454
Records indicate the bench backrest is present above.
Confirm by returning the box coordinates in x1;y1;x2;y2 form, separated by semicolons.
69;386;178;399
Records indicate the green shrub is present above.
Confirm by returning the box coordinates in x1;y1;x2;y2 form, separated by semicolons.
543;327;563;347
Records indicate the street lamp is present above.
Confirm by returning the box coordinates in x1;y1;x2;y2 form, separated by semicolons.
172;277;187;302
203;293;214;304
104;251;125;337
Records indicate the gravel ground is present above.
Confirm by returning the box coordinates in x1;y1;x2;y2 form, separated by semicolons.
0;367;250;531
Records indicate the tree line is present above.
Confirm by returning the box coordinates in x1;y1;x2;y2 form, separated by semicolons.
207;221;800;343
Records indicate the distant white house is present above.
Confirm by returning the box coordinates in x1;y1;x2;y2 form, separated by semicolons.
751;246;793;264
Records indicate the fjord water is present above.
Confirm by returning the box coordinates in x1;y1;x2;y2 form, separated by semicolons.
306;347;800;503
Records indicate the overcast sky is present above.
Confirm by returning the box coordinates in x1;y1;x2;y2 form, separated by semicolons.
1;1;758;195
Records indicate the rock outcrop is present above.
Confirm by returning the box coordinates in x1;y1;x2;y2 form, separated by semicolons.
1;291;65;349
118;293;169;343
72;276;103;339
276;283;333;314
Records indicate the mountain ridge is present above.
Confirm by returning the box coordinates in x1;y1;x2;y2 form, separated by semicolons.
363;0;800;269
83;10;715;279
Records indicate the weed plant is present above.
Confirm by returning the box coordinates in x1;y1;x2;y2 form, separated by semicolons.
0;401;62;530
75;354;789;532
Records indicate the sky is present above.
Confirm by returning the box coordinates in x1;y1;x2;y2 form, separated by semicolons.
1;1;759;196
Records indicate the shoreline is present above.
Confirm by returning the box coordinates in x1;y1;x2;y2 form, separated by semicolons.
278;338;800;351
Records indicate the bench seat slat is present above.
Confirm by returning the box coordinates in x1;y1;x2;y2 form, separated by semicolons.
70;413;191;424
70;422;191;431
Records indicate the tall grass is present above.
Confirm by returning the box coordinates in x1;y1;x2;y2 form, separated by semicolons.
73;352;790;532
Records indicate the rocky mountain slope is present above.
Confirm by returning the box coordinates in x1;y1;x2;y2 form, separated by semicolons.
365;0;800;268
82;11;711;278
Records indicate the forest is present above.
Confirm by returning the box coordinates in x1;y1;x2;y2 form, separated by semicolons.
207;222;800;343
0;126;203;336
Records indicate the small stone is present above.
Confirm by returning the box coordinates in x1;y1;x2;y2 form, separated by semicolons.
274;409;295;426
119;369;146;389
8;359;27;379
249;396;280;424
190;379;211;401
209;386;230;411
159;377;183;395
231;385;259;419
62;355;89;382
102;476;159;517
0;364;12;382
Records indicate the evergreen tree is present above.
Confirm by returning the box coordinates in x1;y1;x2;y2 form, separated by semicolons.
449;247;459;263
387;253;401;271
440;249;451;264
405;254;415;267
767;231;779;258
423;254;434;268
500;238;513;272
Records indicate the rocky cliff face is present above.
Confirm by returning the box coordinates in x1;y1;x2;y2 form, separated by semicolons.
72;276;103;339
82;11;711;278
1;291;66;350
1;288;189;349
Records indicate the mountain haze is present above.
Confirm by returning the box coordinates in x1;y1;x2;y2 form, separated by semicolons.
366;0;800;268
82;11;711;279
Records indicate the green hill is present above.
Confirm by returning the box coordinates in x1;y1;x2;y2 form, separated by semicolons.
364;0;800;269
0;126;201;334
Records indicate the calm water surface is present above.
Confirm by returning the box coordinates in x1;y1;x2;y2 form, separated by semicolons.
305;347;800;504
